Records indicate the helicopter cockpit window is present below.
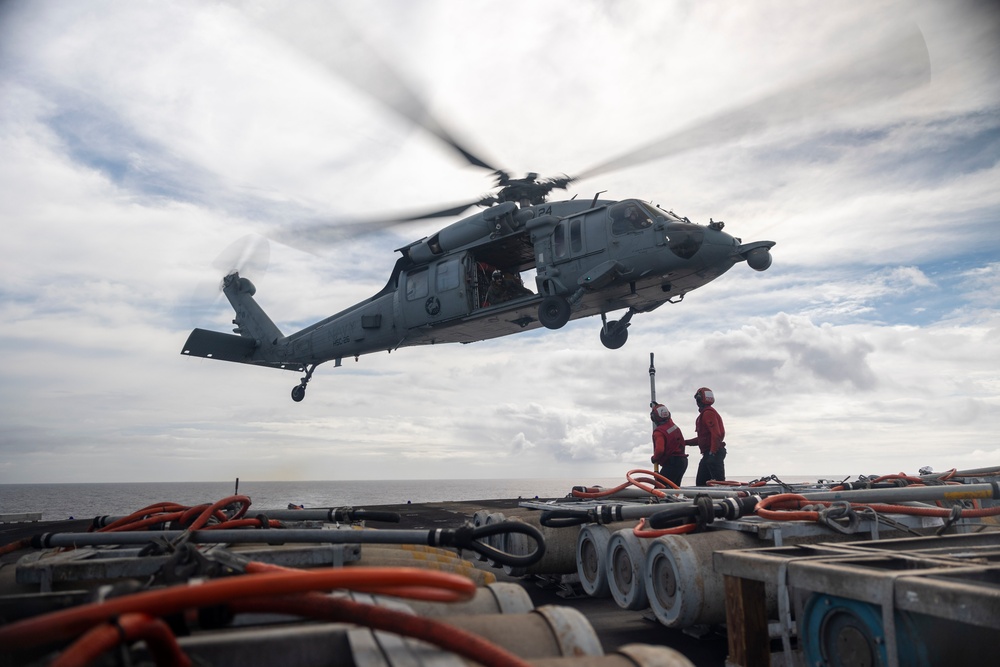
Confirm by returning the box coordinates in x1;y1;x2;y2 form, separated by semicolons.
664;222;704;260
436;259;460;291
405;269;429;301
610;202;654;235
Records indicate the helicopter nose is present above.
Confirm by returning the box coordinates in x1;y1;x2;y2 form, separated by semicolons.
701;227;738;255
659;220;735;263
687;227;744;273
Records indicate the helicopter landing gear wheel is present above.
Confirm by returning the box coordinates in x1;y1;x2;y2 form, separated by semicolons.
600;321;629;349
538;296;571;329
291;364;316;402
600;311;633;350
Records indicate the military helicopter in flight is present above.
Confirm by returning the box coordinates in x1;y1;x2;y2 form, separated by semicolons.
180;20;927;402
182;174;774;401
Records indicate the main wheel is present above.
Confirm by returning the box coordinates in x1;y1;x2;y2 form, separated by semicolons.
600;321;629;349
291;384;306;402
538;296;571;329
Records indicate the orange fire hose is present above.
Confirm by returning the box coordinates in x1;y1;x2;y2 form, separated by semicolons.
571;481;634;498
94;496;253;533
239;561;534;667
627;468;679;496
182;495;251;530
50;613;191;667
4;492;522;665
571;468;679;499
38;563;526;667
0;537;31;557
233;593;534;667
632;517;698;538
94;502;189;532
0;566;475;651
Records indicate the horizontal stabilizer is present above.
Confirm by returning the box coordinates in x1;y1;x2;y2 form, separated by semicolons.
181;328;304;372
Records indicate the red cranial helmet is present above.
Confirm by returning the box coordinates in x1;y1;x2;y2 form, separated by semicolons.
694;387;715;406
650;403;671;424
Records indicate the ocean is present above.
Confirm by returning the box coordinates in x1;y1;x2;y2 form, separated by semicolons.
0;478;622;520
0;475;826;521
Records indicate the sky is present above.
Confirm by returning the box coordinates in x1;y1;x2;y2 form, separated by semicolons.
1;0;998;485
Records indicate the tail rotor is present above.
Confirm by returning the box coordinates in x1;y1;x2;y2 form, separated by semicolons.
188;234;271;328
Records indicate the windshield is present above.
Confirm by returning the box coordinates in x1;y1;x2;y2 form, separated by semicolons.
651;204;685;222
609;201;654;235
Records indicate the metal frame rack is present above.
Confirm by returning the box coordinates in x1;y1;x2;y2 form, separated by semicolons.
715;531;1000;667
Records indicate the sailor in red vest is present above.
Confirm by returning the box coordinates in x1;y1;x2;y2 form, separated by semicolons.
684;387;726;486
650;403;687;487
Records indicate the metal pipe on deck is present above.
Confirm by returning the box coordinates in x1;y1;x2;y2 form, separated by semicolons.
797;482;1000;504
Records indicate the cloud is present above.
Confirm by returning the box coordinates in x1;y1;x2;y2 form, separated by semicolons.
698;315;879;391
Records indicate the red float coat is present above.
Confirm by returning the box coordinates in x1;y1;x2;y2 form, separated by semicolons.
651;419;686;465
693;406;726;455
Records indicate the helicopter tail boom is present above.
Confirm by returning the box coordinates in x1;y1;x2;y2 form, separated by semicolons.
180;272;303;372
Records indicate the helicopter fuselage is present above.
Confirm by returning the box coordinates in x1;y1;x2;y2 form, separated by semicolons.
181;197;774;401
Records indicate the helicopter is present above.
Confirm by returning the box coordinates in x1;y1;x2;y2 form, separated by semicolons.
180;18;928;402
181;168;773;401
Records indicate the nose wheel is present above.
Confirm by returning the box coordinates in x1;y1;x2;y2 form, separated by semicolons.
291;364;316;402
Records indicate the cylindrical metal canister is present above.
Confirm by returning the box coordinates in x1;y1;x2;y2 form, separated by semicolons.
530;643;696;667
576;522;633;597
606;528;651;610
644;529;765;628
503;513;579;576
442;605;603;659
403;582;535;617
348;550;495;586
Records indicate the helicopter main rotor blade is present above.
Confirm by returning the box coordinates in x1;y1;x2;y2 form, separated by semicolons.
245;4;498;172
272;198;489;252
388;199;491;223
573;26;931;182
